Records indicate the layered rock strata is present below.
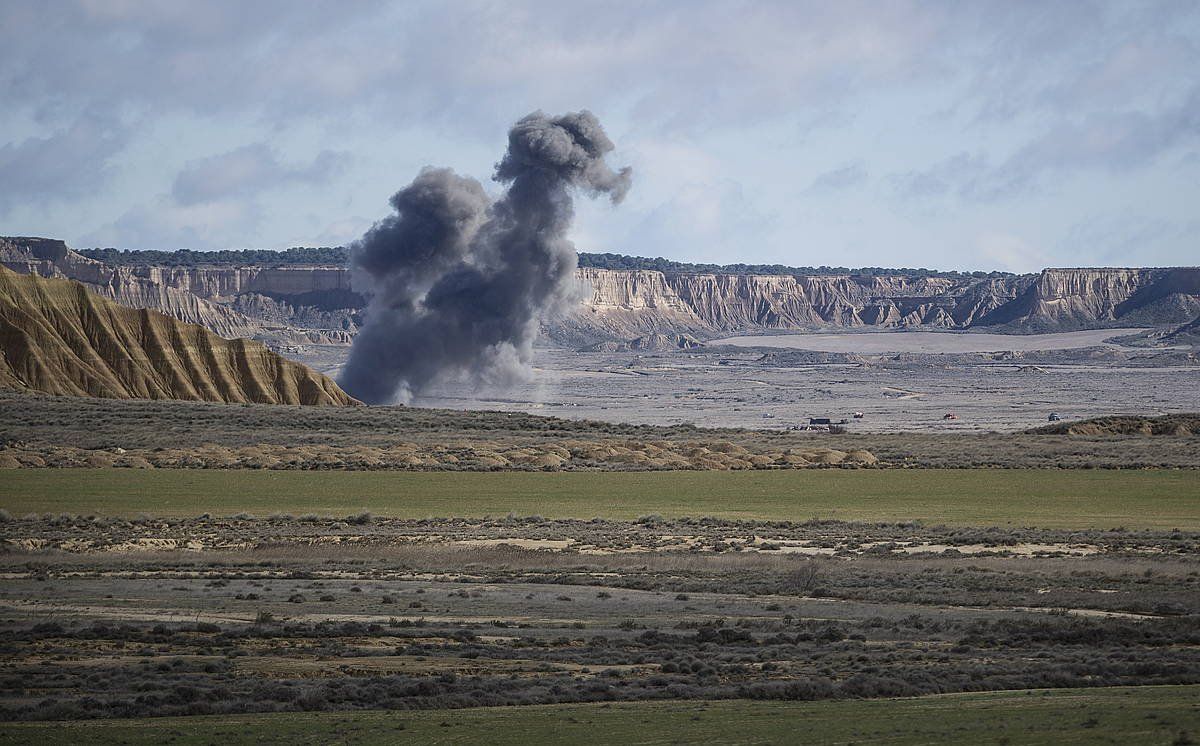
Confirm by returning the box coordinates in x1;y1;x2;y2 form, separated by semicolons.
0;265;357;405
4;238;1198;345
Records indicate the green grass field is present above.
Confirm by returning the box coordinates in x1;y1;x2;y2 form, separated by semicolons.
1;687;1196;745
1;468;1197;529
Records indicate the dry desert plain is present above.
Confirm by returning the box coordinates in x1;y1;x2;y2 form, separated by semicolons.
286;329;1200;433
2;329;1200;744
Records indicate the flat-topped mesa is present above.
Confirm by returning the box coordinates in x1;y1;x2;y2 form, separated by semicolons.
1;237;259;339
571;269;990;336
0;236;70;263
3;238;1199;343
572;267;1200;338
989;267;1200;330
569;270;999;336
573;267;706;338
122;265;358;303
0;238;356;341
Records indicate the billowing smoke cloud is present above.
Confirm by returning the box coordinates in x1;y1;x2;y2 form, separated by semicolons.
339;110;631;404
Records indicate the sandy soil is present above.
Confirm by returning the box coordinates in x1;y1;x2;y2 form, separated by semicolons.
415;352;1199;433
2;512;1196;722
282;327;1198;433
714;328;1150;353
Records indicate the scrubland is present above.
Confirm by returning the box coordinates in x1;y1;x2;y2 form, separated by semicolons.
3;392;1199;470
0;512;1197;726
1;390;1197;742
2;469;1198;528
2;688;1198;744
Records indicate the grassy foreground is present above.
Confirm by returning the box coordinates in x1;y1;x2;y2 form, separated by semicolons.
1;687;1197;745
1;468;1197;529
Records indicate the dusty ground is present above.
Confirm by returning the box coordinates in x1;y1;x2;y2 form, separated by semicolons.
3;392;1199;469
714;328;1150;353
1;513;1197;720
1;327;1194;729
290;332;1200;433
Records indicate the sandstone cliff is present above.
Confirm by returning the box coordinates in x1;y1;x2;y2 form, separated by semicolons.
1;237;260;339
569;269;991;336
980;268;1200;331
578;332;705;353
0;266;357;405
559;266;1198;341
4;237;1198;346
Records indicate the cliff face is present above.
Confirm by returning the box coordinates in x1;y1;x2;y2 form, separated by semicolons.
1;238;358;343
569;269;997;337
564;266;1200;340
0;266;357;405
981;268;1200;330
4;238;1198;345
124;265;358;302
573;268;704;337
1;237;260;339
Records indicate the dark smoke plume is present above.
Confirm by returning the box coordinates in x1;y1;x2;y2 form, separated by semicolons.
339;110;631;404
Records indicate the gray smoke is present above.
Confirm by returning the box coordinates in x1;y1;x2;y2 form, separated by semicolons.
339;110;631;404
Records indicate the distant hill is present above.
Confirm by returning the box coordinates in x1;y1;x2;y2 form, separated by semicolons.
78;245;1010;279
79;246;349;267
1164;314;1200;345
575;252;1016;279
0;266;357;405
1029;414;1200;436
7;238;1200;346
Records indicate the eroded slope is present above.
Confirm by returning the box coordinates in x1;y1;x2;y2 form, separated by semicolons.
7;238;1200;345
0;267;356;405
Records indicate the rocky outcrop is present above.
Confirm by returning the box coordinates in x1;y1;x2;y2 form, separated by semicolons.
1;237;259;339
1162;314;1200;345
230;292;359;332
579;332;705;353
0;266;357;405
1;238;365;343
4;238;1198;346
562;267;1200;341
563;269;1000;339
979;268;1200;331
146;266;353;300
570;268;704;337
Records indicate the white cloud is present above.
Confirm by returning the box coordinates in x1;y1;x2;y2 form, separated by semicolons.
888;153;989;200
1059;213;1192;266
172;144;349;205
83;197;260;250
888;84;1200;203
0;112;128;211
304;216;375;248
805;162;868;194
2;1;1198;266
975;232;1051;273
622;179;775;263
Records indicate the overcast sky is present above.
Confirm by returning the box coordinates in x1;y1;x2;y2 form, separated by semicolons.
2;0;1198;271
